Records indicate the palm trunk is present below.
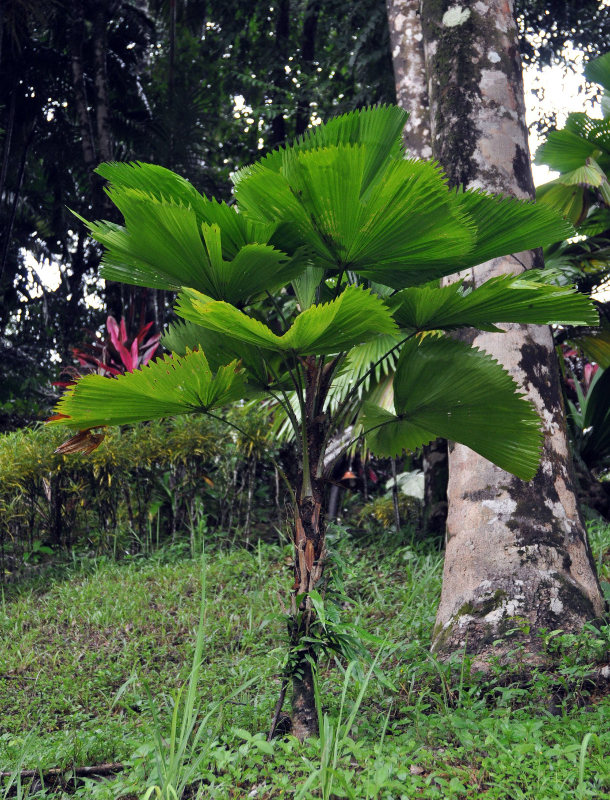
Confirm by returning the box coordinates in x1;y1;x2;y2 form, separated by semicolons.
418;0;606;665
289;356;333;739
291;656;317;740
290;473;326;739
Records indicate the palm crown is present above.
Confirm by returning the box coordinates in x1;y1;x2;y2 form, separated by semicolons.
51;105;595;482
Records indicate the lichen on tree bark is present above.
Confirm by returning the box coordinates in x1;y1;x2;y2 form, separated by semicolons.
386;0;432;157
416;0;606;664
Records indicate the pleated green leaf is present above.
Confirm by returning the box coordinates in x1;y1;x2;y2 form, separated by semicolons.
96;161;276;254
536;181;590;225
96;161;206;209
161;320;286;389
363;336;542;479
392;273;598;332
176;284;398;355
585;51;610;93
421;191;576;274
234;145;475;284
49;351;248;428
535;127;605;172
78;191;300;303
232;104;408;196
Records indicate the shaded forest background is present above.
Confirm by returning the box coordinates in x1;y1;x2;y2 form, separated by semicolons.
0;0;609;431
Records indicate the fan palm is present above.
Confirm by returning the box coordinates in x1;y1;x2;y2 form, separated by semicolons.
49;105;596;739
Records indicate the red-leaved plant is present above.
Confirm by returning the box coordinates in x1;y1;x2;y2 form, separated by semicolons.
56;316;161;387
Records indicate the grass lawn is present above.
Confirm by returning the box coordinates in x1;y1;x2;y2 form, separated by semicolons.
0;524;609;799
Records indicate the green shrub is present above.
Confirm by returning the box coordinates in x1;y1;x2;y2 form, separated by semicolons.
0;405;281;576
357;493;423;530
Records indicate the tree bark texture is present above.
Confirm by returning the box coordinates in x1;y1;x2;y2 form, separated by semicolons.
92;5;113;164
386;0;432;157
418;0;606;664
69;0;97;174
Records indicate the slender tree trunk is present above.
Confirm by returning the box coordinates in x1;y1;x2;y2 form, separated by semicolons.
69;0;97;174
418;0;605;665
269;0;290;147
168;0;176;169
0;121;34;281
0;0;4;68
391;457;401;531
385;0;431;157
422;437;448;535
295;0;320;137
386;0;449;535
92;5;113;163
0;87;15;205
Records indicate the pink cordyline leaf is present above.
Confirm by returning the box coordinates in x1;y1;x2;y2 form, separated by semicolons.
119;317;127;343
114;337;135;371
137;321;154;344
584;362;599;393
130;337;139;370
106;316;121;350
100;364;122;377
140;335;161;366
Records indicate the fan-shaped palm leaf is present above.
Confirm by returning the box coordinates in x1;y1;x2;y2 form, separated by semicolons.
585;52;610;93
77;191;302;304
422;191;576;273
535;113;610;188
96;161;205;209
161;319;292;390
97;161;277;256
392;273;598;332
234;145;475;284
362;336;542;479
175;284;398;356
232;104;408;196
49;351;247;428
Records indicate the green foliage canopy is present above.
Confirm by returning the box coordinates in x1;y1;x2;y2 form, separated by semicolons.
51;106;596;482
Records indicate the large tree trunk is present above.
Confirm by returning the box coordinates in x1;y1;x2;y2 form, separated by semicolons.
417;0;606;665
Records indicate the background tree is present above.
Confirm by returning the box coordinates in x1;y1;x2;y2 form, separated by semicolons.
535;50;610;518
405;0;607;663
2;0;608;431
